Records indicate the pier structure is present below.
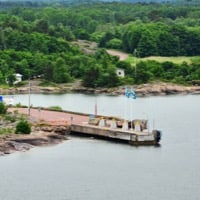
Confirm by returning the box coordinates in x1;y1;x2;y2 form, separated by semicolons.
8;108;161;145
71;117;161;145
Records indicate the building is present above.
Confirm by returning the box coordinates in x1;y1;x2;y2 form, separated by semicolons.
116;68;125;78
14;73;23;84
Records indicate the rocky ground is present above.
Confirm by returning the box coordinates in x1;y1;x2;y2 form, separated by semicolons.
72;82;200;96
0;131;68;156
0;79;200;96
0;110;70;156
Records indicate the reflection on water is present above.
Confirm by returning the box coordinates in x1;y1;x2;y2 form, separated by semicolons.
0;94;200;200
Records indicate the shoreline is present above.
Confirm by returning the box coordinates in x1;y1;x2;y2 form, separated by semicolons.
0;107;88;156
0;130;69;156
0;82;200;96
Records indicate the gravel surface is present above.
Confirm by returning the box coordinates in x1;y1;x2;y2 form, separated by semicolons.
8;108;89;125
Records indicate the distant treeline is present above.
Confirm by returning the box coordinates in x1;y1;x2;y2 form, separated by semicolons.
0;0;200;9
0;2;199;86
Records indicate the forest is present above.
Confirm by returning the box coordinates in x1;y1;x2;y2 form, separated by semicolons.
0;1;200;87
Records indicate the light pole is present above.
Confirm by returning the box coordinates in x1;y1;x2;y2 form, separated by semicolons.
94;84;97;117
28;78;31;116
28;68;31;116
133;49;137;79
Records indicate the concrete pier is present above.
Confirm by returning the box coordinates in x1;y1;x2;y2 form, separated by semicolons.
8;108;161;145
70;123;161;145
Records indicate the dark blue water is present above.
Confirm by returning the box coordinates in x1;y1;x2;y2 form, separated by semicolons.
0;94;200;200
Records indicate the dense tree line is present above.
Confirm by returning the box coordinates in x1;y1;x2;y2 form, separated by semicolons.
0;2;199;57
0;2;199;87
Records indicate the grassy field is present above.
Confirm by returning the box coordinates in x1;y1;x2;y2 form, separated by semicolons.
139;56;200;64
107;49;200;65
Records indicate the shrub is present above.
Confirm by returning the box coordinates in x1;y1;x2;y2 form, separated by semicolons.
15;119;31;134
47;106;62;111
0;102;7;114
4;114;16;122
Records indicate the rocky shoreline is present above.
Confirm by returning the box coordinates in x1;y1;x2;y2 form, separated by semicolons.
0;82;200;96
0;122;70;156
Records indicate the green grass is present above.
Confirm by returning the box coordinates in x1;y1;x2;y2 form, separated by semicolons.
107;49;200;65
47;106;62;111
0;84;10;89
140;56;195;64
125;56;136;65
39;80;57;87
126;55;200;65
0;128;13;135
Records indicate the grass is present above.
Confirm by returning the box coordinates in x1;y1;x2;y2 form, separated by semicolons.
125;56;136;65
47;106;62;111
140;56;196;64
0;84;10;89
107;49;199;65
39;80;57;87
0;128;14;135
126;55;200;65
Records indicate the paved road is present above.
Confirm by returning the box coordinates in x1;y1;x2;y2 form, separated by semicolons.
8;108;89;125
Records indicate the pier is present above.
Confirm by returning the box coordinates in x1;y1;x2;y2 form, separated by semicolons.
8;108;161;145
71;117;161;145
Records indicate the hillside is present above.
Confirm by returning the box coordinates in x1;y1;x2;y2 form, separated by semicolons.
0;1;199;88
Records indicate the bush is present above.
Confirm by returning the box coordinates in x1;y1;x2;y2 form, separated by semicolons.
106;38;122;49
15;119;31;134
4;114;16;122
0;102;7;114
47;106;62;111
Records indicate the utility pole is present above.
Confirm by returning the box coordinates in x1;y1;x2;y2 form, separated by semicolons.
133;49;137;79
28;68;31;116
28;79;31;116
94;84;97;117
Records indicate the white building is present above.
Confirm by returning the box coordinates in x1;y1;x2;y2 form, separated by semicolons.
116;68;125;78
14;73;23;84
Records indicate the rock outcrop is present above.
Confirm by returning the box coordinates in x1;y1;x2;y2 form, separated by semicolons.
0;124;69;156
0;80;199;96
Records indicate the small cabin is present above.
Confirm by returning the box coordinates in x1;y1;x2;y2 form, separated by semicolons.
116;68;125;78
14;73;23;84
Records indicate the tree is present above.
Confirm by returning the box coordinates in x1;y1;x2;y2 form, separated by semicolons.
99;32;114;47
0;71;5;84
135;62;153;84
137;29;158;57
106;38;122;49
122;23;142;53
97;65;119;87
53;58;71;83
157;32;180;56
6;70;16;86
35;19;49;34
82;64;101;87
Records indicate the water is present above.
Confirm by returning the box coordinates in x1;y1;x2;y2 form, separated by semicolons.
0;94;200;200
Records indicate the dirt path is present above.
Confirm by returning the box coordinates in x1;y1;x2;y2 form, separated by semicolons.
107;49;129;61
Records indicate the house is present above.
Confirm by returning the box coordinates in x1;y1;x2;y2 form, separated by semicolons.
116;68;125;78
14;73;23;84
